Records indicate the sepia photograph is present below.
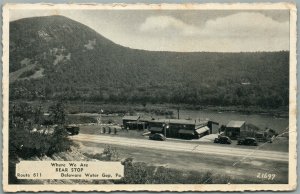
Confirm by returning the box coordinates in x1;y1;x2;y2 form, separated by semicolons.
2;3;297;192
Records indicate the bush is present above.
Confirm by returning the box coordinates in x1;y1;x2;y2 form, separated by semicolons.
115;161;231;184
49;102;66;125
102;145;120;161
10;125;73;159
9;102;73;158
84;145;120;161
47;126;73;155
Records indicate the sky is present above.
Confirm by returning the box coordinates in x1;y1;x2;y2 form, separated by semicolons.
10;9;290;52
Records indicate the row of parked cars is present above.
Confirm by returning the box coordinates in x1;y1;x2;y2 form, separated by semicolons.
148;133;260;147
149;133;260;147
214;136;258;146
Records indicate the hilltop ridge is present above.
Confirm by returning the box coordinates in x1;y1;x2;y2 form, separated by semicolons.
9;15;289;108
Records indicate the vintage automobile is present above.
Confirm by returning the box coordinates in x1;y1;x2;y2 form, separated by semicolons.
64;125;80;135
237;137;258;146
214;136;232;144
149;133;166;141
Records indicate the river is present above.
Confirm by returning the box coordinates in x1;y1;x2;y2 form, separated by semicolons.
72;109;289;134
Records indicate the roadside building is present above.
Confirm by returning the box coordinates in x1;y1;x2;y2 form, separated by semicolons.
122;115;152;130
139;115;154;129
147;120;166;134
122;115;140;126
241;123;261;138
148;119;210;139
122;116;140;130
207;121;219;134
225;120;246;139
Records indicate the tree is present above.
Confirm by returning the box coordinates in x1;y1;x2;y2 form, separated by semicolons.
34;105;43;125
49;102;66;125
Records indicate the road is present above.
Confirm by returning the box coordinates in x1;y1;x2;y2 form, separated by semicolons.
71;134;288;162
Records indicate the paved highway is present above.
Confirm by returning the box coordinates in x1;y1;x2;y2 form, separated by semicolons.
71;134;288;162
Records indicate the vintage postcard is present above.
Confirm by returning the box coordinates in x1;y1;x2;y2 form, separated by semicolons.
2;3;297;192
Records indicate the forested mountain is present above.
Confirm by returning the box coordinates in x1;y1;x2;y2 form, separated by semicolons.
9;15;289;108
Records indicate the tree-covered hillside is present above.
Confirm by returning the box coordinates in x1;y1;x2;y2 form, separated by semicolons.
9;16;289;108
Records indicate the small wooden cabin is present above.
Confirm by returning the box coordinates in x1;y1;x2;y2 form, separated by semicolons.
122;116;140;130
225;120;246;139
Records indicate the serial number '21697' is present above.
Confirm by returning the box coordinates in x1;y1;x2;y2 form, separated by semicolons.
257;173;276;180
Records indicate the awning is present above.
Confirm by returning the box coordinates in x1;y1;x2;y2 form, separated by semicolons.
196;126;209;134
149;127;163;132
178;129;194;135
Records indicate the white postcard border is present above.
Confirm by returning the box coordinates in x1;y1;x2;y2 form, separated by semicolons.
2;3;297;192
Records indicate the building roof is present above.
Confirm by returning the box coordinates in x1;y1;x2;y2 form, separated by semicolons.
126;121;147;124
149;119;194;125
169;119;197;125
149;119;207;126
122;115;140;121
139;115;154;122
226;120;245;128
196;126;210;134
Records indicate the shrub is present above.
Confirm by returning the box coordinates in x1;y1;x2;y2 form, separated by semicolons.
48;102;66;125
47;126;73;155
10;125;73;159
83;145;120;161
116;159;232;184
9;102;73;158
102;145;120;161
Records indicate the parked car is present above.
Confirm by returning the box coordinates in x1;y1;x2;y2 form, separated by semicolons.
149;133;166;141
64;125;80;135
214;136;232;144
237;137;258;146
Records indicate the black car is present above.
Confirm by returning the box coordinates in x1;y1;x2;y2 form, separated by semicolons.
65;125;80;135
214;136;232;144
237;137;258;146
149;133;166;141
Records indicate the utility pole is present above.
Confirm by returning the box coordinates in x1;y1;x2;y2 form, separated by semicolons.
177;107;180;119
99;109;103;133
164;122;168;137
